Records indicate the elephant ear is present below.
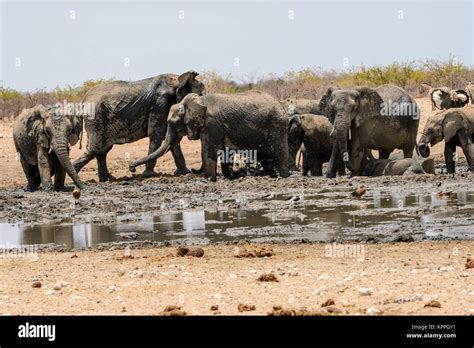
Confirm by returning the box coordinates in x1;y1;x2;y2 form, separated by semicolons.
288;114;302;141
443;111;467;142
176;70;204;102
25;107;48;147
68;115;83;146
354;87;384;127
319;86;338;120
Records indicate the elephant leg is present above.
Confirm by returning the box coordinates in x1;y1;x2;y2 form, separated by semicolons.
20;156;40;192
73;151;96;174
379;149;391;159
309;155;322;176
37;147;53;191
302;149;309;176
444;139;457;174
142;136;162;178
457;130;474;171
403;143;415;158
97;147;115;182
274;143;290;178
201;134;218;182
52;154;67;191
170;143;191;176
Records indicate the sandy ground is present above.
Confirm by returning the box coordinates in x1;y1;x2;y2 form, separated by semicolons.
0;242;473;315
0;97;474;315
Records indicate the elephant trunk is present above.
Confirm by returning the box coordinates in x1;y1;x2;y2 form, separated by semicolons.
333;115;355;173
52;137;84;189
129;128;177;172
417;142;430;158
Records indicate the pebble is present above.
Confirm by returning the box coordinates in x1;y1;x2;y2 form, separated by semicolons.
312;289;321;296
358;288;372;296
31;281;42;289
317;274;330;281
107;286;117;293
424;300;441;308
438;266;454;272
188;247;204;258
366;307;381;315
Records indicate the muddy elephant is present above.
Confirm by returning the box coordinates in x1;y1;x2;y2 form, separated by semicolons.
361;153;435;176
319;84;420;178
288;114;344;176
417;106;474;173
13;105;84;191
281;98;320;116
129;91;290;181
73;71;205;181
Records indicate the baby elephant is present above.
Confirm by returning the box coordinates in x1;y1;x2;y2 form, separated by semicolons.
417;106;474;173
13;105;84;191
288;114;344;176
362;155;435;176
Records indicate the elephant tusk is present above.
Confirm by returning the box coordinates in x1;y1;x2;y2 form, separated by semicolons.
48;147;53;154
330;126;335;137
349;128;351;141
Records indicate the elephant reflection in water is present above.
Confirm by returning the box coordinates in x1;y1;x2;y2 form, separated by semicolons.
19;223;114;248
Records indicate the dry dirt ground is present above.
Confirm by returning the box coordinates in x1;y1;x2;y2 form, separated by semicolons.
0;97;473;315
0;242;473;315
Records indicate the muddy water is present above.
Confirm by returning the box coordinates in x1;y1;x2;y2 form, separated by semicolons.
0;190;473;249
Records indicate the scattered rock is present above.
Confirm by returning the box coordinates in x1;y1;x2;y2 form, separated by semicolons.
366;307;382;315
424;300;441;308
210;305;219;311
268;306;322;316
70;254;78;259
236;247;274;258
466;258;474;269
176;246;189;257
321;298;335;307
395;235;415;242
161;305;187;316
324;306;342;314
257;273;278;282
256;247;274;258
31;281;42;289
317;274;330;281
53;283;63;291
358;288;372;296
238;303;256;312
188;247;204;258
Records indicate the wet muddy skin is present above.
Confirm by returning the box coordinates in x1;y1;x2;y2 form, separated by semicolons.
0;167;473;250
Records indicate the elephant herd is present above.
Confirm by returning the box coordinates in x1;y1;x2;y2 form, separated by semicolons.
12;71;474;192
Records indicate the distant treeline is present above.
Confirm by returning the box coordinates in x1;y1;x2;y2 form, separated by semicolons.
1;58;473;119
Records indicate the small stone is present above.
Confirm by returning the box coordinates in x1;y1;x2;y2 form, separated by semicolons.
188;247;204;258
317;274;330;280
53;284;62;291
210;305;219;311
31;281;42;289
358;288;372;296
466;258;474;269
438;266;454;272
257;273;278;282
321;298;335;307
312;289;321;296
238;303;256;312
366;307;381;315
424;300;441;308
325;306;342;314
161;305;186;316
70;254;78;259
45;290;55;296
107;286;117;293
176;246;189;257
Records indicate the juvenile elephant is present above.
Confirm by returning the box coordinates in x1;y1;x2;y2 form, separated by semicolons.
13;105;84;191
417;106;474;173
319;84;420;178
281;98;320;116
288;114;344;176
361;153;435;176
73;71;205;181
129;91;290;181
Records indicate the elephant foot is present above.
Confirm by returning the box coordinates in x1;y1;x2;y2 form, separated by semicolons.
54;185;66;192
41;184;55;192
99;173;116;182
141;170;159;178
174;167;191;176
191;167;203;175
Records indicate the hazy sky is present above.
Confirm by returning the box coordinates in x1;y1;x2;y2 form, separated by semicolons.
1;0;473;91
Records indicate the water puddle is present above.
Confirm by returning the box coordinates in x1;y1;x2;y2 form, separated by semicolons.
0;190;473;249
